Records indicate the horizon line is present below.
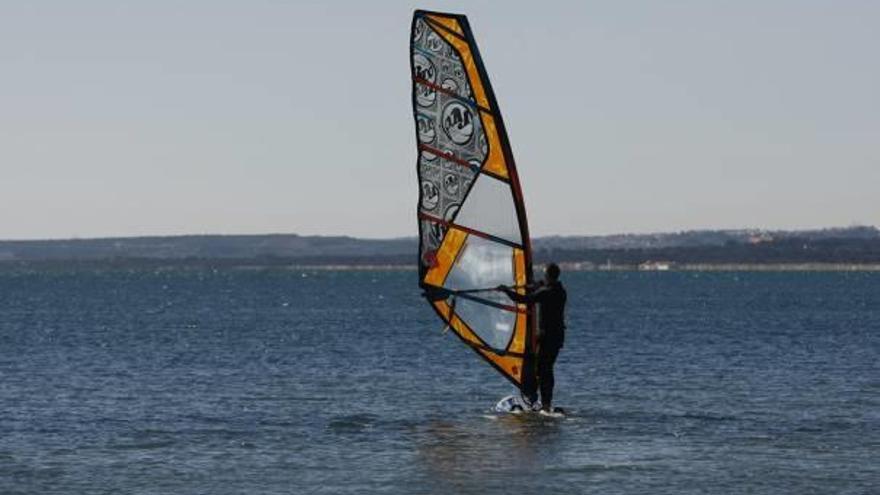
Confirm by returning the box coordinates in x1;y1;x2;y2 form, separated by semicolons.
1;224;877;244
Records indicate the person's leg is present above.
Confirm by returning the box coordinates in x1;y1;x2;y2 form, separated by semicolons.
521;353;539;405
538;346;560;410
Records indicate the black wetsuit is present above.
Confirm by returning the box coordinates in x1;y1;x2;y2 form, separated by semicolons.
503;281;567;408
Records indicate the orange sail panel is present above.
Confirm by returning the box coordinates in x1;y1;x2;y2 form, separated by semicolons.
411;10;535;391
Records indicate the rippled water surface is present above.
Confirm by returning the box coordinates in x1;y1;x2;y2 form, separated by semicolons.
1;269;878;494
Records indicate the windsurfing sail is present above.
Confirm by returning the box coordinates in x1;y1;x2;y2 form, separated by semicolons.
410;10;536;394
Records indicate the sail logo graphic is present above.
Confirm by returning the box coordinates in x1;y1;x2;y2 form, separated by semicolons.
412;18;426;43
428;221;444;247
420;149;437;162
442;102;474;145
453;65;465;81
416;114;436;144
443;173;460;195
424;202;458;250
420;181;440;211
413;54;437;107
444;204;459;223
425;31;443;53
441;77;464;98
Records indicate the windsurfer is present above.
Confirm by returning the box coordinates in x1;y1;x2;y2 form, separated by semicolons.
497;263;567;412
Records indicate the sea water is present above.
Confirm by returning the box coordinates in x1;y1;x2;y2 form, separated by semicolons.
1;269;877;494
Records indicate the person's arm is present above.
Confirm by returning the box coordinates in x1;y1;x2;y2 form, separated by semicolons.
497;284;548;304
499;285;529;304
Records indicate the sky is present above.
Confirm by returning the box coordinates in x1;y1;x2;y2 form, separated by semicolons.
1;0;877;240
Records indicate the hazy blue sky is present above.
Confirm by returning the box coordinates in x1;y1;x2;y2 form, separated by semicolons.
1;1;877;240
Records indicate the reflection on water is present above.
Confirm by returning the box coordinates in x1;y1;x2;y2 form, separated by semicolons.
413;415;566;492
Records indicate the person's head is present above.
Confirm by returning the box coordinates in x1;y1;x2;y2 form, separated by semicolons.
544;262;561;283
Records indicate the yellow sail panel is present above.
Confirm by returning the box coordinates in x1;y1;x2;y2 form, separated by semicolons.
430;27;490;110
425;14;465;36
433;298;526;386
509;247;528;355
509;312;528;355
476;348;523;384
514;247;527;287
423;227;467;287
478;111;508;179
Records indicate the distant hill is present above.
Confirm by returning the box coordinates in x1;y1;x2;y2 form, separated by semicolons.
534;226;880;266
0;234;413;263
533;225;880;250
0;226;878;267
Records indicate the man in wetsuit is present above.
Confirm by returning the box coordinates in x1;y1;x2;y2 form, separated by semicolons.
497;262;567;412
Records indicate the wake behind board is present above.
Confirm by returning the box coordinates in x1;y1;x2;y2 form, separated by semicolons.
494;395;566;418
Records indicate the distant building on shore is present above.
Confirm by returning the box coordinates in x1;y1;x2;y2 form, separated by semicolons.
638;260;673;271
748;232;775;244
558;261;596;271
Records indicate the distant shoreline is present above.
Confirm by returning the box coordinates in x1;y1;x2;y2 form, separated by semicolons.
287;263;880;272
2;260;880;272
1;226;878;270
